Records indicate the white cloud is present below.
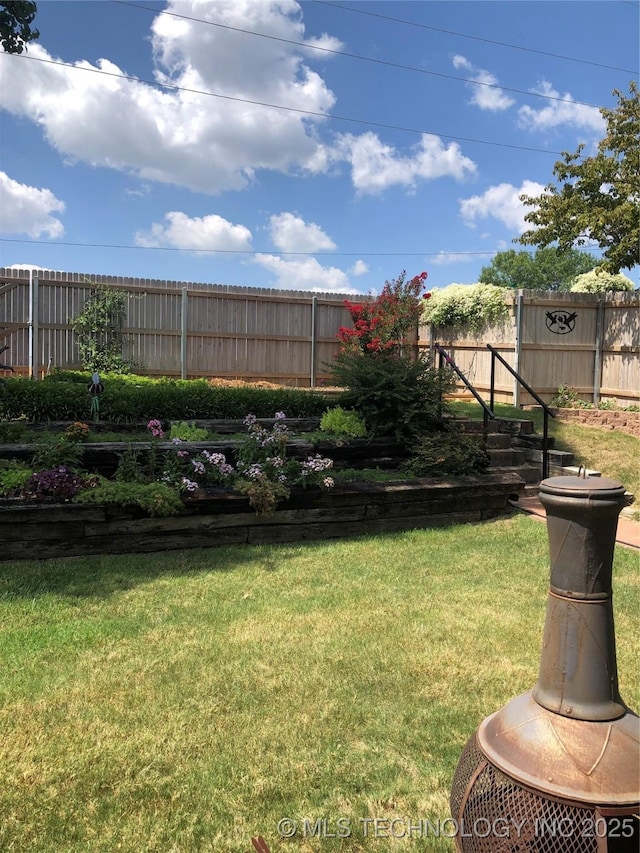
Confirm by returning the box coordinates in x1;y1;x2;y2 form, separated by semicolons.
350;259;369;275
4;264;52;271
518;81;604;133
0;1;340;194
451;54;514;111
269;212;335;252
335;132;476;195
459;181;546;233
432;251;492;265
0;172;65;238
254;254;358;292
136;211;252;252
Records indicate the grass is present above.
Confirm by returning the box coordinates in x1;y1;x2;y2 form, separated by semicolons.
0;516;638;852
448;399;640;508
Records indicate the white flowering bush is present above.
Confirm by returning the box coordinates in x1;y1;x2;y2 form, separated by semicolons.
422;284;509;333
570;269;635;293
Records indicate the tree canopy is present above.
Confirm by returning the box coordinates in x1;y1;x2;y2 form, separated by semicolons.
479;247;598;290
518;83;639;273
0;2;38;54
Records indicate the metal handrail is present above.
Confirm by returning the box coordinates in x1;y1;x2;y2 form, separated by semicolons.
486;344;555;479
434;343;495;448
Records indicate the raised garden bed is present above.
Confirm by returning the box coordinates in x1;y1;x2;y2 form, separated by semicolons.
0;436;410;476
0;472;524;561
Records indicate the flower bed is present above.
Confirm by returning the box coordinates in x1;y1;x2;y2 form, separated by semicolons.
0;472;525;561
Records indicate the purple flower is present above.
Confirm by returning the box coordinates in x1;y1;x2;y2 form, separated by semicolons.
147;419;164;439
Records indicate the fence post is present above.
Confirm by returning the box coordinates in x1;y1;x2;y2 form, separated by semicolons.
310;295;317;387
513;293;524;407
181;288;188;380
593;299;605;405
29;273;39;379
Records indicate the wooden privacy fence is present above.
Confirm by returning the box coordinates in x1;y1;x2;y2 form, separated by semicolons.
0;268;363;386
419;290;639;406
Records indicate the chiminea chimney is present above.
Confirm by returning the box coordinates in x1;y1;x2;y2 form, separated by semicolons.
450;475;639;852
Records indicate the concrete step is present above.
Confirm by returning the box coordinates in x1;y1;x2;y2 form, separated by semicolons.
512;434;556;450
488;448;527;466
495;417;534;435
489;463;542;484
486;433;512;449
525;448;574;468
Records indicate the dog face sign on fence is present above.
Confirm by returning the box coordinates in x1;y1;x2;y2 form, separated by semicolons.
545;310;577;335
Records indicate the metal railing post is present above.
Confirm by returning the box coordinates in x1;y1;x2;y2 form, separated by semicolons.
490;350;496;412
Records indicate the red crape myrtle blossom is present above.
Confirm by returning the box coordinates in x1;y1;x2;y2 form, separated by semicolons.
337;270;428;356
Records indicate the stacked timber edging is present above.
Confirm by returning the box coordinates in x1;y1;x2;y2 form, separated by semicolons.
0;473;525;561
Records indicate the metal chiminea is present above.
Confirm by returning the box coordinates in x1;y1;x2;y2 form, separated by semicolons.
450;475;639;852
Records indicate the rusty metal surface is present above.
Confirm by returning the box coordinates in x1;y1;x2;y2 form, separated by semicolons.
534;476;628;721
477;691;640;806
450;475;639;849
532;593;624;721
451;733;639;852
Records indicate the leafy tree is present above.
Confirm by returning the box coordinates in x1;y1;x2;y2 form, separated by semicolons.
331;271;453;439
479;247;598;291
0;1;39;54
71;284;133;374
570;269;635;293
518;83;640;273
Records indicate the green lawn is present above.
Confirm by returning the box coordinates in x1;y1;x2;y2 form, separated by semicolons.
1;516;638;852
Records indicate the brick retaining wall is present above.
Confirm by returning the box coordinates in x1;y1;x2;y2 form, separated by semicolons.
551;408;640;437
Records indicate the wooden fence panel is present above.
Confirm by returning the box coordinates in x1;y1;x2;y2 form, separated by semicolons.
2;270;636;399
420;290;639;406
0;267;356;385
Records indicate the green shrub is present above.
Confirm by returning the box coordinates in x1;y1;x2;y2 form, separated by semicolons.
75;480;185;516
402;429;490;477
0;375;331;423
0;419;28;443
169;421;210;441
331;351;452;440
0;461;34;497
32;433;84;471
551;385;592;409
320;407;367;438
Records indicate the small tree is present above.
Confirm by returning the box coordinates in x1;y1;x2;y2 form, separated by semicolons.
331;271;452;439
71;284;133;374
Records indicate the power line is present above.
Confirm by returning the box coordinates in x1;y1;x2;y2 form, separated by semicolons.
314;0;639;77
0;237;600;257
2;52;566;156
114;0;608;111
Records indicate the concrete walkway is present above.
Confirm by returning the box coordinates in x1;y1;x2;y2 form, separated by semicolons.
512;495;640;551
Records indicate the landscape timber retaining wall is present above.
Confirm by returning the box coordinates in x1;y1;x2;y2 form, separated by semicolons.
0;473;525;561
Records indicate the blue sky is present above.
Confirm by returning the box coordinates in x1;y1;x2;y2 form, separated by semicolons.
0;0;638;295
